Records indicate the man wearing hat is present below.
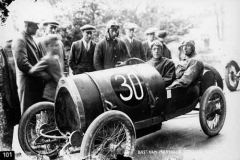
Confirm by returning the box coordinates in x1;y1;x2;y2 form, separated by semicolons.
37;19;68;75
146;40;175;87
122;22;146;61
168;40;204;89
142;27;158;61
12;18;47;114
94;20;130;70
69;24;96;74
178;40;198;61
157;30;172;59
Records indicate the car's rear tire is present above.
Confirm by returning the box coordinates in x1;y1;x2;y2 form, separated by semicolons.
199;86;226;137
225;60;239;91
80;110;136;160
18;102;61;158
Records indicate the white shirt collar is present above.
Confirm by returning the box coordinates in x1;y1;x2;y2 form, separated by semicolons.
127;37;134;43
82;38;91;50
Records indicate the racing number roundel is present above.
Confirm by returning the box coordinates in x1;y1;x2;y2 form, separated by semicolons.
111;72;146;106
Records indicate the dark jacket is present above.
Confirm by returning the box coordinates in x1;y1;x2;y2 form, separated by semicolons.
94;35;130;70
123;37;146;61
146;57;176;87
69;39;96;74
162;42;172;59
0;48;21;125
168;58;204;88
30;54;63;102
142;40;152;61
12;31;45;114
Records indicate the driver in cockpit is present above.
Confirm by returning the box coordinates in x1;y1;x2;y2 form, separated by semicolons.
167;40;204;89
146;40;176;87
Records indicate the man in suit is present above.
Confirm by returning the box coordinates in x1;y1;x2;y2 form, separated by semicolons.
94;20;130;70
142;27;158;61
123;22;146;61
69;24;96;75
12;19;48;114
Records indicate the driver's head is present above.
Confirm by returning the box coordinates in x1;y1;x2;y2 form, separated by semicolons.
106;20;120;40
180;40;195;56
151;40;163;59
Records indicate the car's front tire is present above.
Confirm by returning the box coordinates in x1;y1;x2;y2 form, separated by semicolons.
80;110;136;160
18;102;61;158
199;86;226;137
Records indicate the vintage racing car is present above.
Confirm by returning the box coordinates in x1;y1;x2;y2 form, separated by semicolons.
18;58;226;159
225;60;240;91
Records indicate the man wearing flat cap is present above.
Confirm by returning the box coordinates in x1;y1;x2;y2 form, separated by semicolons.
122;22;146;61
142;27;158;61
37;20;60;53
94;20;130;70
69;24;96;74
37;19;68;75
146;40;175;87
12;18;48;114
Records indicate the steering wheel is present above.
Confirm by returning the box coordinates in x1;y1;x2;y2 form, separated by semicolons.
124;57;145;65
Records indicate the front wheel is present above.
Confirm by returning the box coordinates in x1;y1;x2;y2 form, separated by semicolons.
80;110;136;160
18;102;63;158
225;60;239;91
199;86;226;137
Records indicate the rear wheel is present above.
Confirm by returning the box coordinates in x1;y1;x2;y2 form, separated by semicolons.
18;102;63;158
80;110;136;160
225;60;239;91
199;86;226;137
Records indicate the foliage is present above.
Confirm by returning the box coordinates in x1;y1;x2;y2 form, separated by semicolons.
2;0;214;45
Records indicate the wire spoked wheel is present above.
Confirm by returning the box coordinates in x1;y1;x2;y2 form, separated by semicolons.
80;111;136;160
18;102;64;157
225;60;239;91
199;86;226;137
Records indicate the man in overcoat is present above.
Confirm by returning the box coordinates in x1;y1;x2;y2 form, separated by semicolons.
122;22;146;61
69;24;96;75
94;20;130;70
12;19;48;114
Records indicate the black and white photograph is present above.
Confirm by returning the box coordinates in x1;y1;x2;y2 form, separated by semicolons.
0;0;239;159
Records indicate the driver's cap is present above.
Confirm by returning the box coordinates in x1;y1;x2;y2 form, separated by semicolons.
106;20;120;29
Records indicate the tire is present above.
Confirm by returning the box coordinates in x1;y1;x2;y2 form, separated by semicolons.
18;102;61;158
199;86;226;137
225;60;239;91
204;63;223;90
80;110;136;160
